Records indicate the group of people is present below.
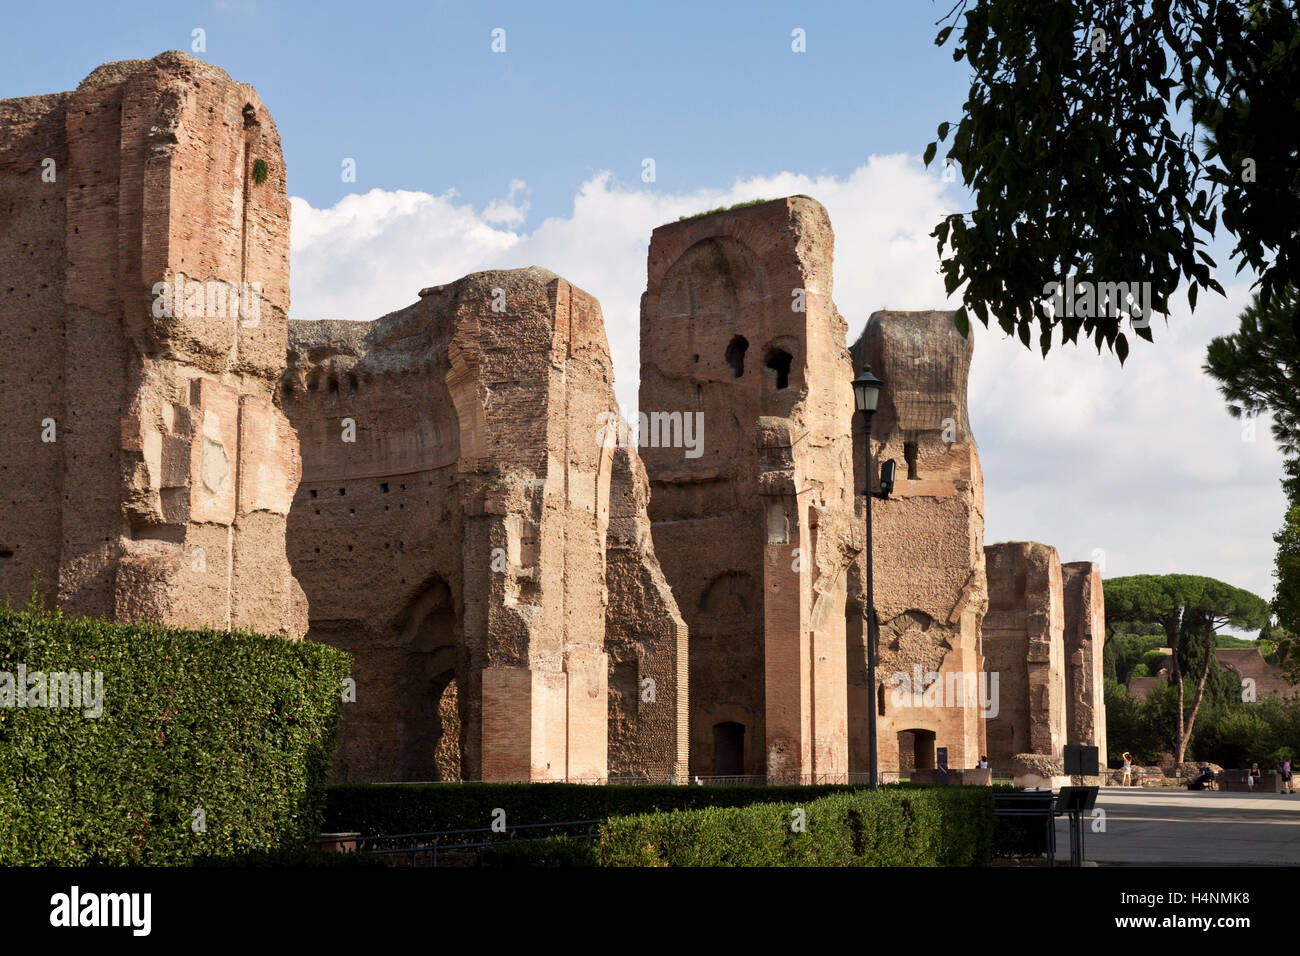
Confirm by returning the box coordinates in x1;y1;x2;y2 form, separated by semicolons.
1227;758;1293;792
1226;760;1294;792
1116;752;1295;792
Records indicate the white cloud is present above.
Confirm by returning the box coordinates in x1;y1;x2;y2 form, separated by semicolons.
288;160;1288;603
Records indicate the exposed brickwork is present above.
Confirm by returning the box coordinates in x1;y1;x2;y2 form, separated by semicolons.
849;311;989;775
284;269;689;782
640;197;854;782
1062;561;1108;758
2;55;1109;786
0;52;303;637
605;438;690;781
983;542;1067;769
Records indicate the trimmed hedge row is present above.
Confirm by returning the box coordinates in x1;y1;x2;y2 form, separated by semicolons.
472;787;994;866
324;780;1017;842
0;608;351;865
325;781;878;835
597;787;993;866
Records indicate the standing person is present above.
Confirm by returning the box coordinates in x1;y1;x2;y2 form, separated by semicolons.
1248;763;1261;791
1280;757;1294;795
1121;752;1133;787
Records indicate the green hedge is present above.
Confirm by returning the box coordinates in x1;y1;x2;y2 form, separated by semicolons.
597;787;994;866
477;836;600;867
0;607;350;865
323;782;876;835
324;780;1017;839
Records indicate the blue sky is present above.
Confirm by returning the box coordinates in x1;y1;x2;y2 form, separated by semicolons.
1;1;1289;606
1;0;971;220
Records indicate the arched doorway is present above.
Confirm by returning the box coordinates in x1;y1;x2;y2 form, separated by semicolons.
395;575;461;781
898;729;936;773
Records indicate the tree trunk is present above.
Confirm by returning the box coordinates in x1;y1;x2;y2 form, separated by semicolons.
1181;629;1216;763
1168;618;1188;763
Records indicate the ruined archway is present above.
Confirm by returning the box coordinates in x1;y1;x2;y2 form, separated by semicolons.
689;571;763;775
898;728;936;773
657;236;767;322
394;575;462;780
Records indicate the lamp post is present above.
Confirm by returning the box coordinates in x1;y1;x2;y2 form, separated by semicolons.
853;365;884;791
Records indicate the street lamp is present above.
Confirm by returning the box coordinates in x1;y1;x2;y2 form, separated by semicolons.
853;365;884;790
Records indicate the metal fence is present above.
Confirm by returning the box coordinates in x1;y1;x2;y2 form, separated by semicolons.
323;819;603;867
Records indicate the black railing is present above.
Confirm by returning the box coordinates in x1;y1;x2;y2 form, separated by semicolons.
324;819;602;867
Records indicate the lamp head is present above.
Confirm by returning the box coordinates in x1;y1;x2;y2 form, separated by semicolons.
853;365;883;414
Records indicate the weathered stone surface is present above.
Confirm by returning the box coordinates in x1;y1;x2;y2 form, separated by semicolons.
849;311;989;777
1062;561;1107;760
284;267;688;782
605;433;690;782
640;197;854;782
983;542;1066;770
0;51;303;638
1010;751;1070;788
1011;752;1064;778
2;53;1110;786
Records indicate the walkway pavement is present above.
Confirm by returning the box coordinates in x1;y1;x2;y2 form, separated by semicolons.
1062;786;1300;865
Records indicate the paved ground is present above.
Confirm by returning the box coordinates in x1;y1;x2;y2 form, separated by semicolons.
1059;787;1300;865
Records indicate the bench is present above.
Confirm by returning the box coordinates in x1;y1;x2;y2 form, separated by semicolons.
1217;770;1287;793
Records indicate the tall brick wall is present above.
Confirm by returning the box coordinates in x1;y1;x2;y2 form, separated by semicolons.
286;268;688;782
1062;561;1107;760
605;438;690;781
848;311;989;775
0;90;69;600
1;52;1109;787
640;197;855;781
0;52;303;638
983;541;1066;769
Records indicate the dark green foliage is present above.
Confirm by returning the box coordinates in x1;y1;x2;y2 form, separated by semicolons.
323;781;869;835
595;787;993;867
928;1;1299;358
1104;621;1167;683
0;608;350;865
477;836;598;867
1105;573;1270;760
1102;681;1175;764
1105;574;1270;635
1204;287;1300;456
251;158;269;185
1106;660;1300;767
1274;501;1300;674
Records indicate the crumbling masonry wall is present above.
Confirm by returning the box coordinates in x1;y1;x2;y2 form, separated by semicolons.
640;197;855;782
983;542;1067;770
0;52;303;637
604;438;690;781
1;50;1109;785
285;268;687;782
848;311;989;776
1062;561;1107;760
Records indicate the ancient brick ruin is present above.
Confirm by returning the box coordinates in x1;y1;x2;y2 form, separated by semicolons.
0;53;302;637
983;543;1109;771
283;269;688;783
1063;561;1108;762
850;311;990;777
639;198;855;782
0;54;1106;784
